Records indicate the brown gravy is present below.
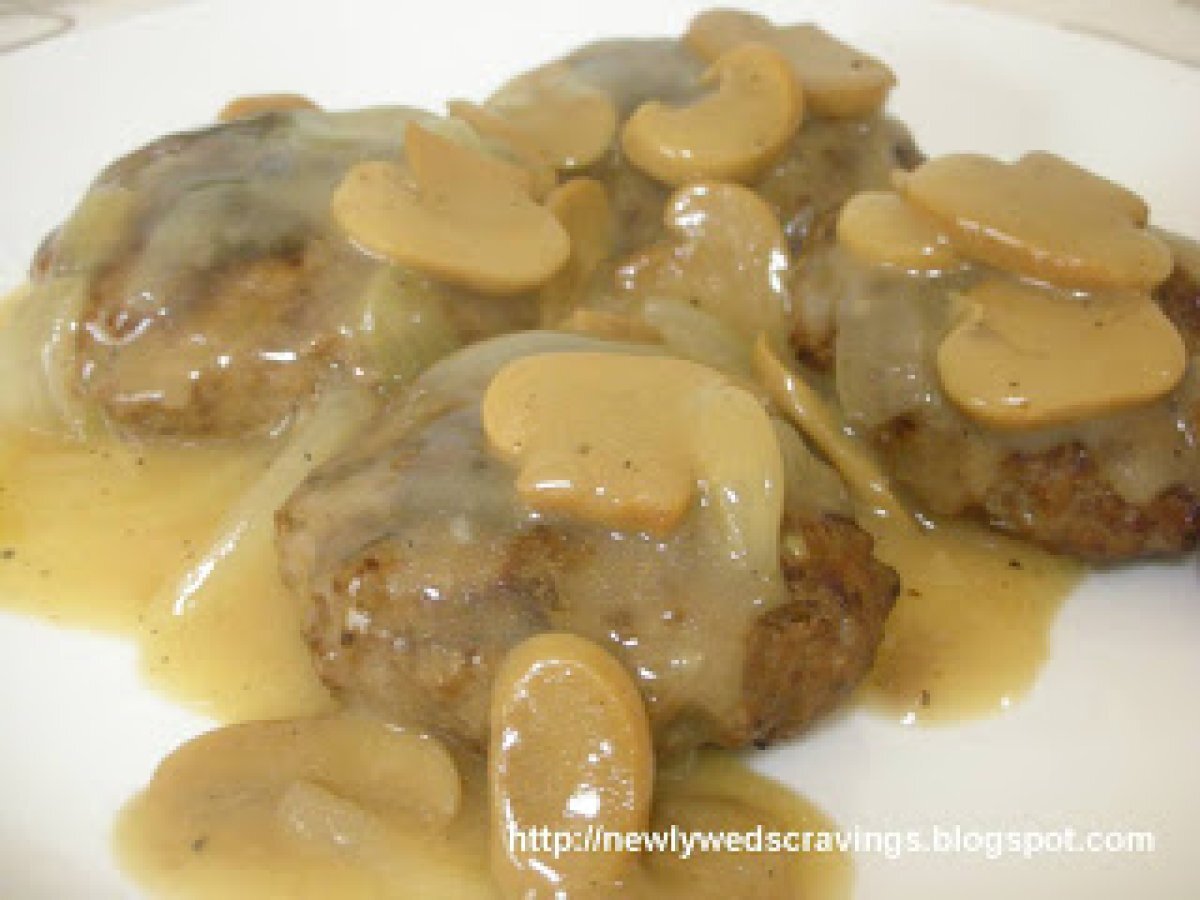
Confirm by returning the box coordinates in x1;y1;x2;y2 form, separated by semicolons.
0;363;1080;731
0;425;337;721
0;429;268;633
862;515;1082;723
0;412;1080;892
0;23;1102;899
116;727;849;900
0;420;856;897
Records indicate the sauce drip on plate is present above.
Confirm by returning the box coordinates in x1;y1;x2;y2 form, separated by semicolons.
863;515;1082;723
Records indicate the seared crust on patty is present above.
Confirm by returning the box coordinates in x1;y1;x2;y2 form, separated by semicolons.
877;418;1200;562
293;523;558;751
983;446;1199;561
33;115;368;437
276;344;898;755
282;504;897;755
77;239;342;436
744;515;898;744
1158;257;1200;354
37;111;547;437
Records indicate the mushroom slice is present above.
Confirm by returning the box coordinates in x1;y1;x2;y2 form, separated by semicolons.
685;9;895;118
897;153;1172;291
332;122;570;295
488;62;618;171
482;352;725;534
621;42;803;186
684;7;773;58
489;633;654;899
937;278;1187;429
482;351;786;566
837;190;962;273
445;100;557;199
1020;152;1149;226
619;182;792;340
539;178;616;325
218;93;319;122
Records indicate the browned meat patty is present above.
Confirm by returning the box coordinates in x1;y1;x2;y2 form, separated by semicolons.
868;260;1200;562
32;35;917;438
876;419;1200;562
568;39;920;260
32;109;540;437
31;113;387;436
776;124;922;370
277;335;898;755
74;232;348;436
585;111;919;279
1158;251;1200;348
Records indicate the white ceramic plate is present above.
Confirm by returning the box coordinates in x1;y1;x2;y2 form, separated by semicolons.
1;1;1198;897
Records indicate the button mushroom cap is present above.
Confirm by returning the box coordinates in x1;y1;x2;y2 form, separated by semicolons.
937;278;1187;429
482;352;726;534
896;153;1173;291
331;122;570;295
837;190;963;273
444;100;558;200
488;62;618;171
489;633;653;898
482;351;785;570
218;93;319;122
685;9;895;118
684;7;771;58
621;42;804;187
1020;151;1149;226
539;178;616;325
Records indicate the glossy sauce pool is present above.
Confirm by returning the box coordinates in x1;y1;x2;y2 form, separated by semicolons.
0;412;1080;896
0;426;335;721
0;415;854;897
0;37;1085;886
862;515;1082;723
114;733;852;900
